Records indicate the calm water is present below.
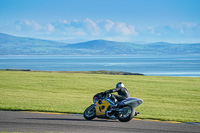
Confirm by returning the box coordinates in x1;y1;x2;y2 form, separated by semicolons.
0;55;200;77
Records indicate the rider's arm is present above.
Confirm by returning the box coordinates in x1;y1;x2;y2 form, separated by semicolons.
105;88;120;94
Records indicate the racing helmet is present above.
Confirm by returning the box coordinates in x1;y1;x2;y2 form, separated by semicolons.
116;82;124;88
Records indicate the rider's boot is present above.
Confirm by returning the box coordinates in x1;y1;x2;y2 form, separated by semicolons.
135;112;139;116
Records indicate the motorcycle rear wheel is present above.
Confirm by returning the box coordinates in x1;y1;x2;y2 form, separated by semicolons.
83;104;96;120
118;106;135;122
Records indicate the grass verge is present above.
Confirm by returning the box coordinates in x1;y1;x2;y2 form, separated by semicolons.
0;71;199;122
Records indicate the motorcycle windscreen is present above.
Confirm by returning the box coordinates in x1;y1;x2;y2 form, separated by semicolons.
95;99;110;116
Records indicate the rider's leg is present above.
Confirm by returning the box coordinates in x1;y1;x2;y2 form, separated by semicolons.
109;94;118;103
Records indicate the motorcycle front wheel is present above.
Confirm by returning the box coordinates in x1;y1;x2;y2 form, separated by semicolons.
118;106;135;122
83;104;96;120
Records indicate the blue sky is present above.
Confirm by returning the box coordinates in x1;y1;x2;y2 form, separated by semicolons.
0;0;200;43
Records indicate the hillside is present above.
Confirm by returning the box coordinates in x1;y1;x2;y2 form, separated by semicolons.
0;71;200;122
0;33;67;55
0;33;199;55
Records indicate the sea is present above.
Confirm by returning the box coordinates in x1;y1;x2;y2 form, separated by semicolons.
0;55;200;77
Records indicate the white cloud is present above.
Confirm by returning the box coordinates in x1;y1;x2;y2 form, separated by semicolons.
104;36;131;42
73;19;79;23
84;18;97;28
115;22;138;35
9;19;199;43
59;19;69;24
182;22;198;28
47;24;54;32
23;20;42;30
105;19;114;31
147;26;155;34
139;23;200;43
14;19;42;31
11;18;140;40
84;18;100;35
65;27;87;36
178;23;200;35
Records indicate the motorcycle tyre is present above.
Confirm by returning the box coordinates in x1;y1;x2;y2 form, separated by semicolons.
118;106;135;122
83;104;96;120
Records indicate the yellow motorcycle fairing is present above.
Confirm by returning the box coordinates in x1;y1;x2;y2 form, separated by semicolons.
95;99;110;116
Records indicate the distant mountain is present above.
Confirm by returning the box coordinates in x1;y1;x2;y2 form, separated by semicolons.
64;40;141;55
0;33;67;55
64;40;200;55
0;33;199;55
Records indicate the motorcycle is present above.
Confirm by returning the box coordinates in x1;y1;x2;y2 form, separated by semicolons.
83;92;143;122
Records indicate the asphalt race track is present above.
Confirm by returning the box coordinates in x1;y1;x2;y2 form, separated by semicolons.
0;111;199;133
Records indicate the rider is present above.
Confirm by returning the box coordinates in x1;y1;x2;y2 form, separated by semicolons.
103;82;139;116
103;82;130;104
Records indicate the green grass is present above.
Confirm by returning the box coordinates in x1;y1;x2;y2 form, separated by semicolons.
0;71;200;123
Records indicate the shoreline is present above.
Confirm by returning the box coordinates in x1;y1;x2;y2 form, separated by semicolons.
0;69;144;76
1;69;200;77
